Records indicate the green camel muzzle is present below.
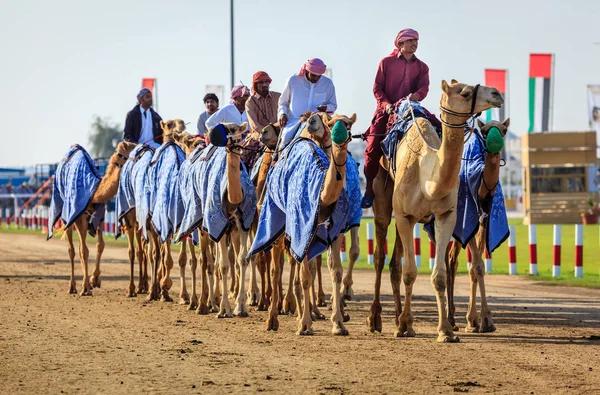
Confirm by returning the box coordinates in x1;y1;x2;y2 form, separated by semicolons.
485;126;504;154
331;120;349;145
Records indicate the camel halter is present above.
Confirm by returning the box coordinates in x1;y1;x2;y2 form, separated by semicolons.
439;84;481;129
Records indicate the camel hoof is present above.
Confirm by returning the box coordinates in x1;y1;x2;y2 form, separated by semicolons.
266;317;279;331
366;317;382;333
179;298;190;305
481;324;496;333
266;326;279;332
317;300;327;308
160;294;173;303
68;288;77;295
465;324;480;333
343;313;351;323
342;286;353;301
196;304;209;315
126;291;137;298
216;312;233;319
79;290;93;297
90;276;101;288
439;335;461;343
257;304;269;312
394;328;416;338
234;309;249;318
332;327;349;336
452;325;459;332
296;328;314;336
312;313;326;321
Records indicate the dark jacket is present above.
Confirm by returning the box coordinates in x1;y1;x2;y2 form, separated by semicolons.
123;104;163;145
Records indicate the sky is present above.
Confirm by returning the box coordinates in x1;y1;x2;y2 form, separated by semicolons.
1;0;600;167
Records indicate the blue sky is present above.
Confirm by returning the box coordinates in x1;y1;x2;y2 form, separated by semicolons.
1;0;599;166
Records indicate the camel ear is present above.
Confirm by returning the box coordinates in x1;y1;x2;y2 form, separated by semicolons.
239;122;248;132
502;117;510;129
349;113;357;123
441;80;450;94
160;120;165;129
477;119;485;129
451;79;458;84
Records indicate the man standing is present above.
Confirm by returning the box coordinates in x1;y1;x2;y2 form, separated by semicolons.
205;85;250;133
196;93;220;137
361;28;429;208
278;58;337;147
123;88;163;148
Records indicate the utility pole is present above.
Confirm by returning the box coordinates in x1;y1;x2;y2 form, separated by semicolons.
230;0;234;91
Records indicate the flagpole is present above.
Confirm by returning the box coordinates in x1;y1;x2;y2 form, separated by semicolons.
230;0;234;91
155;79;159;114
549;54;555;132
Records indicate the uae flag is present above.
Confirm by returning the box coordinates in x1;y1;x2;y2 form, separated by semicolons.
528;54;554;133
484;69;508;122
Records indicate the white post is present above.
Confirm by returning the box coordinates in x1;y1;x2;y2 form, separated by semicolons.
552;225;561;277
413;224;421;269
529;224;538;276
508;225;517;275
574;224;583;278
366;222;374;265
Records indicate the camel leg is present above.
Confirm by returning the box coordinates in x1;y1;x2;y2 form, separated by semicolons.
211;242;221;310
74;217;93;296
476;227;496;333
429;211;460;343
136;229;149;294
159;241;174;302
196;232;210;314
309;258;326;320
66;226;77;294
316;255;326;307
292;257;303;319
282;255;297;315
392;215;418;338
145;228;161;302
328;237;348;335
90;224;103;288
296;257;314;336
188;237;199;310
342;227;360;300
266;236;284;331
216;237;233;318
446;240;461;331
126;222;137;297
256;253;268;311
367;170;393;333
247;246;260;307
233;227;250;317
177;237;190;305
389;229;404;330
227;233;238;300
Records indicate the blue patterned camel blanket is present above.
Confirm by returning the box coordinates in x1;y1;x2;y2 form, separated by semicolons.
343;153;362;233
115;144;155;239
146;140;186;243
179;145;256;243
47;144;105;239
424;130;509;253
175;145;207;242
382;100;442;174
249;138;349;262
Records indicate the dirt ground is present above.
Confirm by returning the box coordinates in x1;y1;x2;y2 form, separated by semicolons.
1;233;599;394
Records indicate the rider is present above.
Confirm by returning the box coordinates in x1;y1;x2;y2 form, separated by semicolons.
361;28;430;208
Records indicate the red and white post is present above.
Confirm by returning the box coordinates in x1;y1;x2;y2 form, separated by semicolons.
413;224;421;269
574;224;583;278
552;225;561;277
366;222;374;265
429;239;435;270
529;224;538;275
340;235;347;262
466;247;472;270
484;247;492;274
508;225;517;275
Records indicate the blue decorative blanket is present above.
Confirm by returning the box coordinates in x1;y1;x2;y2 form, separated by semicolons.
343;153;362;233
175;145;206;242
249;138;349;262
189;145;257;242
47;145;104;239
115;145;155;239
147;141;186;243
424;130;509;253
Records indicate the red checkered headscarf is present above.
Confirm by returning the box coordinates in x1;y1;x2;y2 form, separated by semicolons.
390;28;419;56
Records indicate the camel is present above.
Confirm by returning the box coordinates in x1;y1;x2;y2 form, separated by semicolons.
48;141;136;296
250;112;353;335
144;119;188;303
446;118;510;333
182;122;256;318
367;80;503;342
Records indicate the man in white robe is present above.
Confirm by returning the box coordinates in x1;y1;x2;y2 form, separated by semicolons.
206;85;251;134
278;58;337;147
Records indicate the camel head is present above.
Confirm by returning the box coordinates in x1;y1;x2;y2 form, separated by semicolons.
207;122;247;148
114;141;137;166
160;119;187;141
477;118;510;154
260;122;281;149
173;132;204;155
299;111;331;143
440;80;504;118
326;113;357;132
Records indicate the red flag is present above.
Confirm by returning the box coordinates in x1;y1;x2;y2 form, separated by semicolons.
484;69;507;94
529;54;553;78
142;78;155;92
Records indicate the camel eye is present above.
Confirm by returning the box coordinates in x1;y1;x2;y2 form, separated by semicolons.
460;91;471;99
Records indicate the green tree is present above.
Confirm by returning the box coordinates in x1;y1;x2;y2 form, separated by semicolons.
88;116;122;158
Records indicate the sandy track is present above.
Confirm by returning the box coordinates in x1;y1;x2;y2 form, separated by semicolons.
1;233;599;394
